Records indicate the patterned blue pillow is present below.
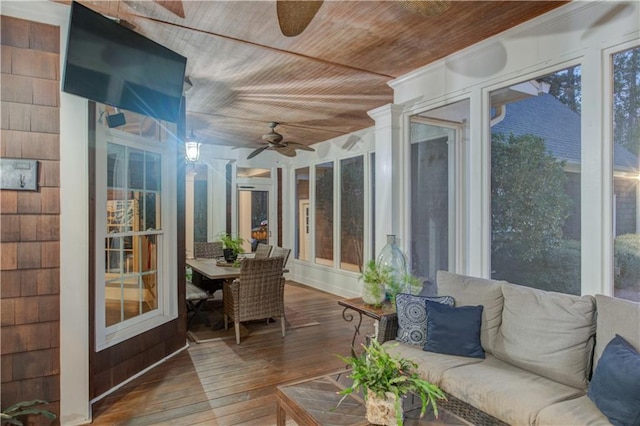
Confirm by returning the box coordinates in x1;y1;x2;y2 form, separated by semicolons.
395;293;455;346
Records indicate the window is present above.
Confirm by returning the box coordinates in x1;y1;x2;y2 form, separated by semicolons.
340;156;364;271
612;45;640;302
295;167;310;261
490;67;582;294
96;107;177;349
315;162;334;266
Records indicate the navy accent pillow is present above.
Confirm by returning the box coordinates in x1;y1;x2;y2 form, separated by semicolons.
423;300;485;359
587;334;640;426
395;293;455;346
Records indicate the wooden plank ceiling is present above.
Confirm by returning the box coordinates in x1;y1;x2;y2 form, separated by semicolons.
72;1;568;153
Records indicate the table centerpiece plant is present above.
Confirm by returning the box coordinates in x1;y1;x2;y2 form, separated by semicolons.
218;233;245;263
337;339;445;426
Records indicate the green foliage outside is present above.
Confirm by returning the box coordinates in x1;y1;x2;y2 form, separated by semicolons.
337;340;445;426
491;133;573;263
492;239;581;295
614;234;640;289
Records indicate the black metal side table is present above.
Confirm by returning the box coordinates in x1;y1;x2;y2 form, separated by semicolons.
338;297;398;357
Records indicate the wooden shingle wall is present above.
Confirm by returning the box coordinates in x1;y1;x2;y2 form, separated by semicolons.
0;15;61;421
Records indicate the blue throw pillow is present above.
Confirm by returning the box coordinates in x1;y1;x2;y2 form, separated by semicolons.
423;300;485;359
395;293;454;346
587;334;640;426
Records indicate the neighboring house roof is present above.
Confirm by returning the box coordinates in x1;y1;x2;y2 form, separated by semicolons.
491;92;637;170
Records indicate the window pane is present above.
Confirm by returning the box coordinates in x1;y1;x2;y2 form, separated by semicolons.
490;67;582;294
613;46;640;302
315;162;334;265
107;144;126;188
145;152;161;191
144;193;160;231
340;156;364;271
128;149;144;189
410;123;451;287
122;276;142;322
295;167;310;260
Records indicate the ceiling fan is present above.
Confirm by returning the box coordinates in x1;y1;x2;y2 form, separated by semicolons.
277;0;452;37
247;122;316;159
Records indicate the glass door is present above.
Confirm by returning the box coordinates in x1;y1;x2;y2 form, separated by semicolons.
409;115;461;288
237;188;271;253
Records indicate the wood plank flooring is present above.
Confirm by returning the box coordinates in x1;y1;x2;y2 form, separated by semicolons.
90;282;376;425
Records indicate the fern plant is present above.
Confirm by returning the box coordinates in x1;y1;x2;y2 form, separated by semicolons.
360;259;389;306
1;400;56;426
337;339;445;425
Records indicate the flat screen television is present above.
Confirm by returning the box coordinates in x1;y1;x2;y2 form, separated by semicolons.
62;1;187;123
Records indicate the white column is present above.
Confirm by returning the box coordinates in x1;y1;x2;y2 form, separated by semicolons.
185;169;196;259
368;104;406;256
205;159;230;241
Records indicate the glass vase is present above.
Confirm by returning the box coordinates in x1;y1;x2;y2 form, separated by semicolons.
376;235;408;301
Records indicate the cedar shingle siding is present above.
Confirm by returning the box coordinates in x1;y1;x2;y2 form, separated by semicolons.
1;15;61;421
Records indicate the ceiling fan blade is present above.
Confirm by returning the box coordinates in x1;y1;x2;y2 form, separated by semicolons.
153;0;186;18
276;145;297;157
398;0;451;17
286;142;315;152
247;145;270;159
276;0;323;37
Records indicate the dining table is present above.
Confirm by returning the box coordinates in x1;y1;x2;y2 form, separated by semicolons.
186;258;243;281
186;257;289;282
186;257;289;330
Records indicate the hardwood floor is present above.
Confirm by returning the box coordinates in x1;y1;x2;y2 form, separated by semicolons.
90;282;375;425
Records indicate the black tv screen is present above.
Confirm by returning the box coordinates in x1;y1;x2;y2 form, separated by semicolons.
62;2;187;123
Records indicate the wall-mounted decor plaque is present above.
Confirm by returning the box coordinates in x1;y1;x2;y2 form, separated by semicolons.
1;158;39;191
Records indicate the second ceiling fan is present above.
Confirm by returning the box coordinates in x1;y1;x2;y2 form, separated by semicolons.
276;0;452;37
247;122;315;159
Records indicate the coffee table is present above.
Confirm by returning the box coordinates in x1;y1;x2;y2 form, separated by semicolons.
276;371;469;425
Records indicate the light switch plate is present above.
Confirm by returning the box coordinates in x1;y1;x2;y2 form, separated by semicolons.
1;158;39;191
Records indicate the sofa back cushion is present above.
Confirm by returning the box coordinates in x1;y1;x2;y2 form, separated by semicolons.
436;271;505;354
594;295;640;371
493;283;596;390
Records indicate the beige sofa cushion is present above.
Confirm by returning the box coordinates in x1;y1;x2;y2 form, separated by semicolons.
493;283;596;390
436;271;505;353
535;395;612;426
383;341;482;385
441;355;584;426
593;295;640;370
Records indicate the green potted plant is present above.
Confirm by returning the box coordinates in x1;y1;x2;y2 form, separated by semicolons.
360;259;390;306
337;339;445;426
1;399;56;425
218;233;245;263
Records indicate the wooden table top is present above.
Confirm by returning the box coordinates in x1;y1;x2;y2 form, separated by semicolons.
186;258;241;280
338;297;397;321
276;370;467;425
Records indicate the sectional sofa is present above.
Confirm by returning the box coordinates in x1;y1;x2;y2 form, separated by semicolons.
382;271;640;426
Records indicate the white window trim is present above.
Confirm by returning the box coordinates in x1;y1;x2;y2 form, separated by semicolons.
404;116;463;276
94;127;178;351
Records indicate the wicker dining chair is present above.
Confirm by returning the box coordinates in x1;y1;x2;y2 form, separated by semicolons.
253;243;273;259
193;241;225;294
194;241;223;259
269;246;291;267
223;257;285;344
